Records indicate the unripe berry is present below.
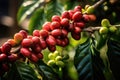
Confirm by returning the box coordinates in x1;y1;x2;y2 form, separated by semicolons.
46;35;56;46
71;32;81;40
48;53;55;60
48;45;56;52
88;14;96;21
99;27;108;35
39;38;47;49
20;48;32;58
32;36;40;44
0;53;7;61
42;22;51;31
52;15;61;22
19;30;28;38
39;30;49;38
109;26;117;33
51;29;62;37
101;19;111;27
8;53;18;62
47;60;56;66
55;56;62;61
85;6;94;14
7;39;17;47
50;21;61;30
21;38;33;47
61;11;70;19
72;11;82;22
61;18;69;28
33;30;40;37
30;53;39;63
74;6;82;12
54;51;59;58
56;61;65;68
14;33;23;44
1;42;11;53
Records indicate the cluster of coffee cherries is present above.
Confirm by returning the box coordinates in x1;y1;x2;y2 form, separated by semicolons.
0;5;95;76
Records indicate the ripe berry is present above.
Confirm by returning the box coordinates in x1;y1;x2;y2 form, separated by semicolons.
56;61;65;68
46;35;56;46
88;14;96;21
39;38;47;49
61;18;69;28
0;53;7;61
32;44;42;53
37;53;43;59
68;10;75;19
30;53;39;63
21;38;33;47
48;45;56;52
74;22;85;29
33;30;40;37
51;29;62;37
61;11;70;19
39;30;49;38
50;21;61;30
8;54;18;62
52;15;61;22
71;32;81;40
56;38;62;46
14;33;23;44
19;30;28;38
42;22;51;31
73;26;82;34
61;29;68;38
20;48;32;58
32;36;40;44
72;11;82;22
61;37;69;47
74;6;82;12
1;42;11;53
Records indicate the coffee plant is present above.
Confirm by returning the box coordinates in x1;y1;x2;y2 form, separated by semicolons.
0;0;120;80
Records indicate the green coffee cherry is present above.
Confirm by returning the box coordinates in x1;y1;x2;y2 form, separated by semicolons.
55;56;62;61
48;53;55;60
56;61;65;68
47;60;56;66
109;26;117;33
99;27;108;35
85;6;95;14
101;19;111;27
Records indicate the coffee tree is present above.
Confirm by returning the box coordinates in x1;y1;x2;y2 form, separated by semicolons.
0;0;120;80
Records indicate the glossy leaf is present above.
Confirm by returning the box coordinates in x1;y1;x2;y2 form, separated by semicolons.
107;40;120;80
28;8;45;34
74;39;105;80
17;0;44;24
45;0;63;21
6;61;38;80
36;60;60;80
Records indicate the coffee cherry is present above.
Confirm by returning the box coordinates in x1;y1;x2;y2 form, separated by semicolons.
50;21;61;30
42;22;51;31
33;30;40;37
71;32;81;40
14;33;24;44
19;30;28;38
73;26;82;34
47;60;56;66
48;45;56;52
61;18;69;28
61;11;70;19
56;38;62;46
99;27;108;35
36;53;43;59
68;10;75;19
61;29;68;38
29;53;39;63
8;53;18;62
39;30;49;38
46;35;56;46
51;29;62;38
74;22;85;29
39;38;47;49
109;26;117;33
1;42;11;53
52;15;61;22
56;61;65;68
72;11;82;22
101;19;111;27
7;39;16;47
20;48;32;58
55;56;62;61
74;6;82;12
68;23;74;32
21;38;33;47
32;44;42;53
82;14;90;22
88;14;96;21
85;6;94;14
32;36;40;44
0;53;7;61
61;37;69;47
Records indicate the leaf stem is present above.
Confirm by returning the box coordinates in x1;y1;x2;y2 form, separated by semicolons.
93;0;106;9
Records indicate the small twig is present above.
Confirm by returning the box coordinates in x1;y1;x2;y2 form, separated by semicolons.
93;0;106;8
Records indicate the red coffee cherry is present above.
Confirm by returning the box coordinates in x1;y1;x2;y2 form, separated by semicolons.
29;53;39;63
1;42;11;53
0;53;7;61
73;26;82;34
20;48;32;58
39;38;47;49
68;23;74;32
74;22;85;29
82;14;90;22
72;11;82;22
61;18;69;28
50;21;61;30
74;6;82;12
36;53;43;59
33;30;40;37
21;38;33;47
87;14;96;21
68;10;75;19
56;38;62;46
61;29;68;38
8;53;18;62
27;35;33;39
46;35;56;46
52;15;61;22
61;37;69;47
42;22;51;31
32;36;40;44
19;30;28;38
48;45;56;52
39;30;49;38
51;29;62;38
71;32;81;40
32;44;42;53
7;39;17;47
14;33;24;44
61;11;70;19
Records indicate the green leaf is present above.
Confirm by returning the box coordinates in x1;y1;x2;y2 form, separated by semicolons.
17;0;44;24
107;40;120;80
28;8;45;34
36;60;60;80
74;38;106;80
6;61;38;80
45;0;63;21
